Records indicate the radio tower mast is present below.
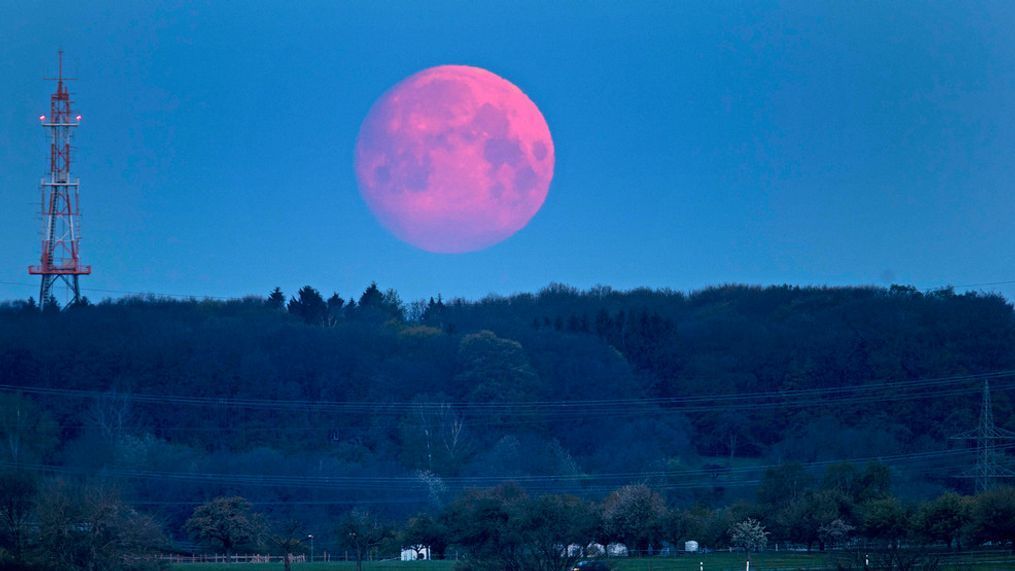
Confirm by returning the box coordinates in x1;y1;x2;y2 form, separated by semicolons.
28;50;91;307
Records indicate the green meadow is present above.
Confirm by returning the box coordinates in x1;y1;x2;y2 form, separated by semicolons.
170;550;1015;571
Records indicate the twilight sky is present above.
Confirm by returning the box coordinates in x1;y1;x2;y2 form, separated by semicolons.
2;2;1015;304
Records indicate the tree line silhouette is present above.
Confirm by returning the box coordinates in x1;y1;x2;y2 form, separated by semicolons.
0;282;1013;568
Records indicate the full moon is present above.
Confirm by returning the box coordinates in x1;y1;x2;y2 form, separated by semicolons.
354;65;555;253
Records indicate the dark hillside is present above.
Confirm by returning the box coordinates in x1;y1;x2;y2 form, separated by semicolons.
1;284;1013;538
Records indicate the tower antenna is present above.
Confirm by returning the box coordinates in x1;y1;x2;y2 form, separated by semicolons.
950;379;1015;492
28;50;90;308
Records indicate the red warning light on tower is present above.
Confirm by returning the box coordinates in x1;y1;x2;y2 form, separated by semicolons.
28;50;91;307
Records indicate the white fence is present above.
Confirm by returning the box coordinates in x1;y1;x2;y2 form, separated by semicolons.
156;554;309;564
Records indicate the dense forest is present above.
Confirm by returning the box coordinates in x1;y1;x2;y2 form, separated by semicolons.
1;283;1014;558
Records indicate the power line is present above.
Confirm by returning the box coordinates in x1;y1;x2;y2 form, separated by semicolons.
2;444;1003;493
2;276;1015;305
948;279;1015;289
1;370;1009;415
0;279;237;301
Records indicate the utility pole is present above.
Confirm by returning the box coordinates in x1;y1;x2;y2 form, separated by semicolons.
28;50;91;308
950;379;1015;492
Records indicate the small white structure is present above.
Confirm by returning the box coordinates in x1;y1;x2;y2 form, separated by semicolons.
606;543;629;557
401;545;430;561
685;540;699;552
568;543;606;557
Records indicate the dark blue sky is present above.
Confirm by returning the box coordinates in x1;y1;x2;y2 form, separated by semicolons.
2;2;1014;303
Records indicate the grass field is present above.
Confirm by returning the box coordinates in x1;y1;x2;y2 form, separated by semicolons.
168;550;1015;571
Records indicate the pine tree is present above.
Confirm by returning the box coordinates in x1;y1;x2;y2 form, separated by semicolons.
287;286;327;325
267;287;286;310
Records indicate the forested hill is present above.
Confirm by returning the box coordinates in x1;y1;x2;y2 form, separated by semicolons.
1;283;1013;525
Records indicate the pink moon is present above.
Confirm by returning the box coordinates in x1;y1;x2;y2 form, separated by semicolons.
354;65;555;253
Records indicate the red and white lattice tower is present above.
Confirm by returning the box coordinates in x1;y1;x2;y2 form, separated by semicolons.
28;51;91;307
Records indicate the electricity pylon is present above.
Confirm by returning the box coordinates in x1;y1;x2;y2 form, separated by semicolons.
950;379;1015;492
